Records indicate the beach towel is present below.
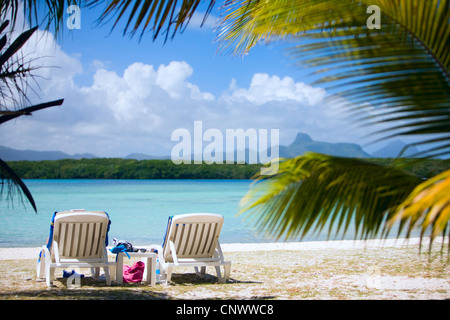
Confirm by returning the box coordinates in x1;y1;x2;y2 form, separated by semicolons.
112;238;134;252
109;244;131;259
123;261;145;283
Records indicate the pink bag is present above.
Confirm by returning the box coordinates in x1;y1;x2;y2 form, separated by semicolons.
123;261;145;283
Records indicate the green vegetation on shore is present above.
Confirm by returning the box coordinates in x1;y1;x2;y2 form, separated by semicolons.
6;158;260;179
4;158;450;180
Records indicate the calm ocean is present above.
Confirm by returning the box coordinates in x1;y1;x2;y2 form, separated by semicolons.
0;179;415;248
0;179;271;248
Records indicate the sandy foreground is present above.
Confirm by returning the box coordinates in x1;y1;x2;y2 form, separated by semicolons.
0;237;449;300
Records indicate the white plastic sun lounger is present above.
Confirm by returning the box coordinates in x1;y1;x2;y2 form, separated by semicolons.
36;210;114;287
151;213;231;284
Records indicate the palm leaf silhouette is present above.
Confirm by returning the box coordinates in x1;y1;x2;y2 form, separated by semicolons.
0;19;64;212
240;153;422;241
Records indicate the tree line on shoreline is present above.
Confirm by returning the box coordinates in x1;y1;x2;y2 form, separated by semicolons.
4;157;449;180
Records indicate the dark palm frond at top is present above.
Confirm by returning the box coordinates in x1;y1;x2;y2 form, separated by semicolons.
86;0;217;41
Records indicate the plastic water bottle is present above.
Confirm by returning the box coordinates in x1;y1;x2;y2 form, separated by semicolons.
156;259;161;283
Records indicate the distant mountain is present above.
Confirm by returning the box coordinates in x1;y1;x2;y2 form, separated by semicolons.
372;140;423;158
277;133;371;158
199;132;371;163
0;145;97;161
0;132;372;162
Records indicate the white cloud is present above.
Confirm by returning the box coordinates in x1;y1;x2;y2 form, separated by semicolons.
16;29;83;102
156;61;191;98
227;73;326;106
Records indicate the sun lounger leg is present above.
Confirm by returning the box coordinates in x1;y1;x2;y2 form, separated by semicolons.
215;266;222;280
44;249;53;287
46;267;54;287
216;264;231;283
201;266;206;275
91;267;100;279
194;266;206;277
103;267;111;285
36;249;45;280
166;266;173;283
223;264;231;283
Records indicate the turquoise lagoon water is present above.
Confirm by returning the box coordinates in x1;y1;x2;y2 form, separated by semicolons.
0;179;417;248
0;179;273;248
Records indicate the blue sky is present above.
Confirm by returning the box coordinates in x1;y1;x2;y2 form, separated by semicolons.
0;4;398;158
60;6;304;97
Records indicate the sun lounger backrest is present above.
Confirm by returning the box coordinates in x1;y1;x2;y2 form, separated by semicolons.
163;213;224;262
52;211;110;261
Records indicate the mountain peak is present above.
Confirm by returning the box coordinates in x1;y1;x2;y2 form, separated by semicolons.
281;132;371;158
290;132;313;146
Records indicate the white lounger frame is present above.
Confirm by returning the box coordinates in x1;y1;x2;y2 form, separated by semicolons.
152;213;231;283
37;210;113;287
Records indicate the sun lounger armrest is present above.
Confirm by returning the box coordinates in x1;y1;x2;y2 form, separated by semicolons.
41;245;51;259
42;245;52;268
168;240;178;264
53;241;61;265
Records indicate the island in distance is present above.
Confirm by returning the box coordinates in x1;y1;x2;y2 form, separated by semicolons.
0;132;418;162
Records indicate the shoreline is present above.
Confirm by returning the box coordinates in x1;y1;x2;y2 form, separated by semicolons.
0;237;446;261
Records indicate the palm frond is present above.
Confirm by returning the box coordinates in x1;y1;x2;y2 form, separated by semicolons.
0;99;64;124
3;1;218;41
388;169;450;254
218;0;363;54
0;21;65;213
218;0;450;158
0;0;82;36
0;23;39;109
88;0;217;41
239;153;422;241
0;159;36;212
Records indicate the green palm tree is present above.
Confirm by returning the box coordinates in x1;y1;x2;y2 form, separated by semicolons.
216;0;450;252
0;6;64;212
12;1;450;251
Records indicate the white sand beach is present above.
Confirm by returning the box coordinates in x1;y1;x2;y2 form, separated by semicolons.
221;237;436;252
0;236;443;260
0;237;449;300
